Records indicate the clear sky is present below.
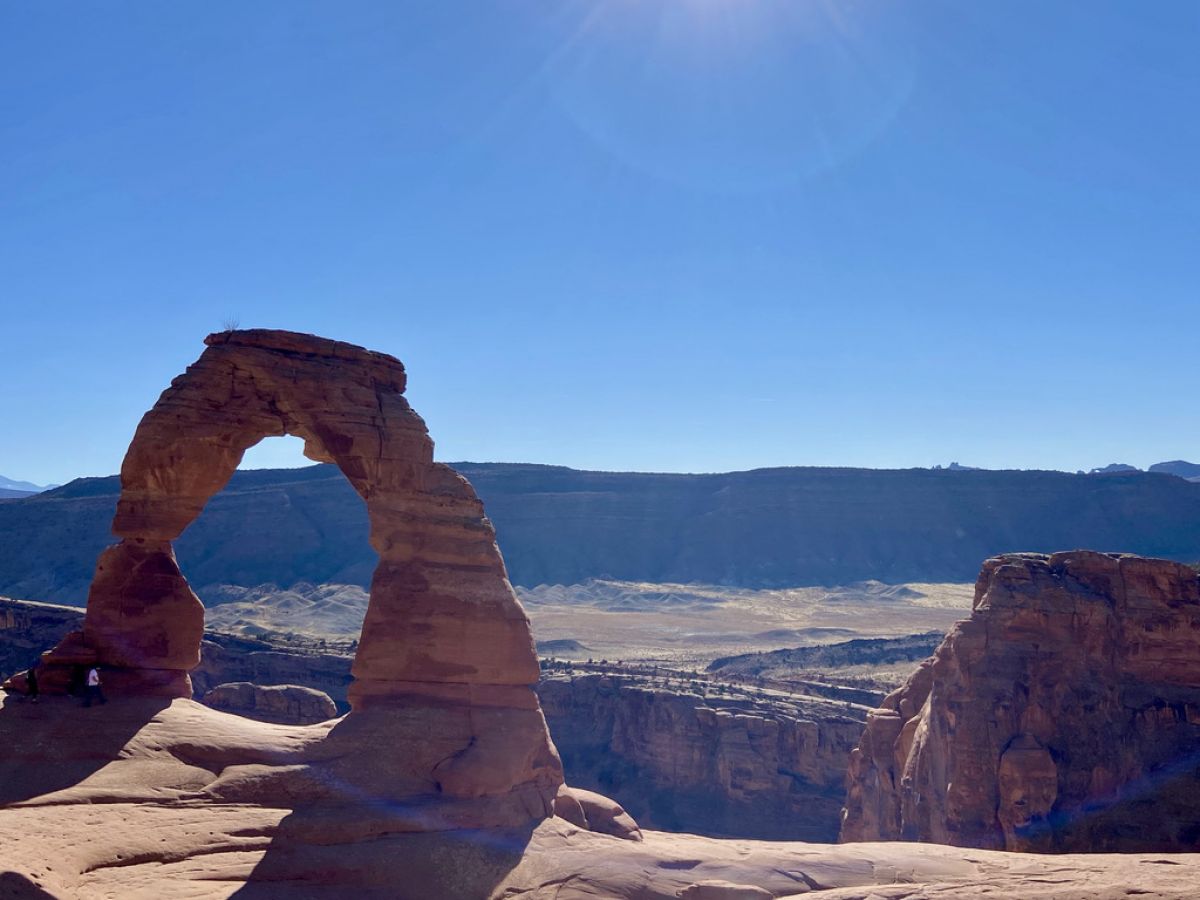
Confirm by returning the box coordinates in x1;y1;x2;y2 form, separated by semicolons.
2;1;1198;485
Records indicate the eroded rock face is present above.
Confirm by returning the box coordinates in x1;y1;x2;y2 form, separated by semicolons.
840;551;1200;851
27;329;566;828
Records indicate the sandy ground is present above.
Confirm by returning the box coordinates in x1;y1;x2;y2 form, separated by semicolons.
522;580;974;668
197;579;975;670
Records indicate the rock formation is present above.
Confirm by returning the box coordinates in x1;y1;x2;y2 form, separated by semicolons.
841;551;1200;851
21;329;568;830
201;681;338;725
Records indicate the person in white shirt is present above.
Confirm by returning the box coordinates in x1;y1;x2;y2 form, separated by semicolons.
84;666;107;707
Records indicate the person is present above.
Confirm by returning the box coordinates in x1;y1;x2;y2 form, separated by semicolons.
84;666;106;707
25;668;39;704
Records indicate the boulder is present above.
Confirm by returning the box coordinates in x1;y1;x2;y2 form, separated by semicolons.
560;786;643;841
201;682;338;725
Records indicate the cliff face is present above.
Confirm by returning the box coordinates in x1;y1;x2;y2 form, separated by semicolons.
537;672;866;841
841;552;1200;852
0;597;83;682
6;464;1200;604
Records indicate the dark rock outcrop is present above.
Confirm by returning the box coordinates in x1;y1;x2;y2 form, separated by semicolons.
841;551;1200;852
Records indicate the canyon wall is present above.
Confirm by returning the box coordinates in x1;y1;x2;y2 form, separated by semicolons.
0;597;83;685
841;551;1200;852
537;672;866;841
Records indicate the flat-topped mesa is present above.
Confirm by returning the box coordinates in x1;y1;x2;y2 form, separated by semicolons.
840;550;1200;852
24;329;564;827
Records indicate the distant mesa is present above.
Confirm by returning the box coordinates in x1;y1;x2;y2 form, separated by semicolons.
1150;459;1200;481
6;458;1200;602
1088;462;1141;474
1083;461;1200;481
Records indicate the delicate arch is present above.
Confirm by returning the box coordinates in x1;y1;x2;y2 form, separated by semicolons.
36;330;562;821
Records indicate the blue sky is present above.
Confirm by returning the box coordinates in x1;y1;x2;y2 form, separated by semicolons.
2;1;1198;485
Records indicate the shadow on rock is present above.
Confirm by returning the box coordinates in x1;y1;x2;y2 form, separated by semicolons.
0;693;171;805
0;872;59;900
232;817;536;900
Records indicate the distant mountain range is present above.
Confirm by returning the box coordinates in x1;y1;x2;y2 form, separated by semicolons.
3;462;1200;605
1148;460;1200;481
1084;461;1200;481
0;475;59;499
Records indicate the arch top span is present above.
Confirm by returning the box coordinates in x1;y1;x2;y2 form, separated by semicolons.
30;330;562;824
114;328;420;540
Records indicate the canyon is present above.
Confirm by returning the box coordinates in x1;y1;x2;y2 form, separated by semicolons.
0;593;874;841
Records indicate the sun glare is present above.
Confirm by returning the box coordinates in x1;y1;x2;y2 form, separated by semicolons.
545;0;914;191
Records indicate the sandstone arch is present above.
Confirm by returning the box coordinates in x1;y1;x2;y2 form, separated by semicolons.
36;329;563;822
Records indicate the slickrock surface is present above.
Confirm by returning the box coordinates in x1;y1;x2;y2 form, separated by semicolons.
4;696;1200;899
538;672;866;841
201;681;338;725
841;551;1200;852
15;330;565;830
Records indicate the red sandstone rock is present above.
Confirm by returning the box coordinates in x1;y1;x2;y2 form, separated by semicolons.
30;329;567;827
840;551;1200;851
558;786;643;841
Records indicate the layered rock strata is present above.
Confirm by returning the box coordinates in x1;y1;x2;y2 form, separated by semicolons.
538;672;866;841
841;551;1200;851
20;330;568;830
